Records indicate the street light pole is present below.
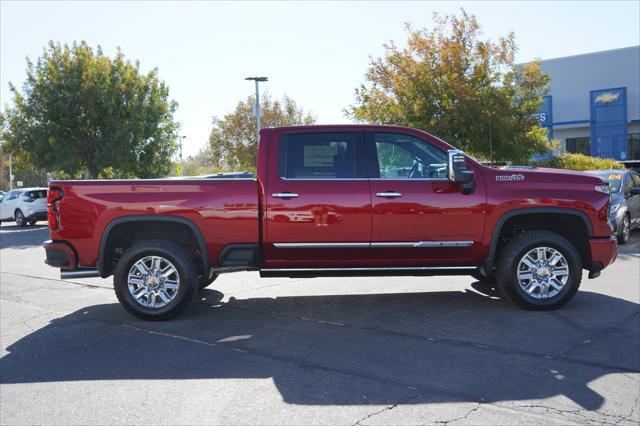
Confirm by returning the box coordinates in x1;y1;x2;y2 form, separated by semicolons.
179;135;186;176
245;77;268;144
9;153;13;190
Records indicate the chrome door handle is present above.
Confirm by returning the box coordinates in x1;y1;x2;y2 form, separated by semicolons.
272;192;299;199
376;191;403;198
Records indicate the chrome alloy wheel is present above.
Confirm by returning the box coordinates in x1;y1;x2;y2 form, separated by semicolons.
622;216;630;241
516;246;569;300
128;256;180;308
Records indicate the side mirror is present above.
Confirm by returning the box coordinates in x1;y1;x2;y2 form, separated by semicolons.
447;150;475;195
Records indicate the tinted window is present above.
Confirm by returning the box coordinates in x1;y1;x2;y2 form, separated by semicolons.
24;190;47;200
279;132;361;179
373;133;447;179
624;173;634;194
565;137;590;156
632;172;640;188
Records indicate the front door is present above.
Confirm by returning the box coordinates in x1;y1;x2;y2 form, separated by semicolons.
0;191;20;221
366;132;486;267
263;130;372;268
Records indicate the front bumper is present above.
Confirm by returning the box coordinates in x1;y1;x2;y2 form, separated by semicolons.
588;236;618;276
43;240;77;269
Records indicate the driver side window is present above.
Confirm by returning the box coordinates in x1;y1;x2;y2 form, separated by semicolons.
373;133;447;179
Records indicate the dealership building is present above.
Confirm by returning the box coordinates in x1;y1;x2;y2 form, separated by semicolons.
533;46;640;161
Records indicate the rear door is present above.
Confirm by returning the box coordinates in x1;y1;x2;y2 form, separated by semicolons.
263;130;372;268
366;131;485;267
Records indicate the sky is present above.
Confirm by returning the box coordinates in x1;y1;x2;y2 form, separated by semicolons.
1;1;639;157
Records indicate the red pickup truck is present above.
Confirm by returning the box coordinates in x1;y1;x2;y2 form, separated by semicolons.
44;125;617;320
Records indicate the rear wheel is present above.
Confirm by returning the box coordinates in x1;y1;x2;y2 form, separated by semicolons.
496;230;582;310
114;239;198;320
29;218;37;226
15;210;26;227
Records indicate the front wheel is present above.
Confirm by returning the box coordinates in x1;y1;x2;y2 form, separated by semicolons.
114;239;198;320
15;210;26;227
617;214;630;245
496;230;582;310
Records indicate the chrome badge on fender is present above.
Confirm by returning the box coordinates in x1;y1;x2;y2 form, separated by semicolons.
496;174;525;182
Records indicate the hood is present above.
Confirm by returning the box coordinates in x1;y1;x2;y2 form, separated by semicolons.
485;166;606;185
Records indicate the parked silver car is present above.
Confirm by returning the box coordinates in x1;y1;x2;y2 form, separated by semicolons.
0;188;48;227
586;170;640;244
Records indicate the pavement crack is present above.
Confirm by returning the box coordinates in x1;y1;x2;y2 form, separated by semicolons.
434;403;482;425
559;310;640;360
218;302;640;374
351;393;421;425
1;271;110;290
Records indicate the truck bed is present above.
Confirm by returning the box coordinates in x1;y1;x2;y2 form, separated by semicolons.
49;178;259;269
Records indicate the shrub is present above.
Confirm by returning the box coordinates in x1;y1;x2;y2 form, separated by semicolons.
534;153;624;171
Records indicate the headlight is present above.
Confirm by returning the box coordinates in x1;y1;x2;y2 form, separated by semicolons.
610;203;622;214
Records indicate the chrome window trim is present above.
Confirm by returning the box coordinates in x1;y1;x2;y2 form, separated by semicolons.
273;241;474;249
277;177;450;181
279;177;369;181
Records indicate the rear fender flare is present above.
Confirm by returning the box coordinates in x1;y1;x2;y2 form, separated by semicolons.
98;215;209;278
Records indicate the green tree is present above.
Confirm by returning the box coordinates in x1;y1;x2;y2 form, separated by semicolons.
209;94;315;170
168;147;225;177
1;41;179;179
347;10;553;164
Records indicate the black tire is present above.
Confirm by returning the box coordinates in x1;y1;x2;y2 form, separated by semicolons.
198;273;218;291
617;214;630;245
470;270;496;284
15;210;26;227
114;239;198;321
496;230;582;310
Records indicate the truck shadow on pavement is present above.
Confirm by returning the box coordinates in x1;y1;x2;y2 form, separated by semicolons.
0;225;49;250
1;285;638;410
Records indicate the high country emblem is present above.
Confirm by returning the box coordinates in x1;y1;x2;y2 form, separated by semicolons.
594;92;620;104
496;174;525;182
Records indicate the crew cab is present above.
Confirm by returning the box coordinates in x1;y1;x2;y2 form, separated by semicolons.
43;125;617;320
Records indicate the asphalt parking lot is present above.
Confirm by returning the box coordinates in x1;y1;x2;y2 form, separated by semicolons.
0;223;639;425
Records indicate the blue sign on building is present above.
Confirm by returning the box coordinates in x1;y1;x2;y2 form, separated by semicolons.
590;87;628;160
534;95;553;140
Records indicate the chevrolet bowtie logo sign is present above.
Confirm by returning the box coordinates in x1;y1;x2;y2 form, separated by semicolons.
594;92;620;104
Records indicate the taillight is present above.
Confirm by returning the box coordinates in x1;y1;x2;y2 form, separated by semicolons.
47;188;63;230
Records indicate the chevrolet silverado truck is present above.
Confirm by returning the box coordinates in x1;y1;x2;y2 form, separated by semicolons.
43;125;617;320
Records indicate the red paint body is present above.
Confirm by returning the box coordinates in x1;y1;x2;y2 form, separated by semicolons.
46;125;617;275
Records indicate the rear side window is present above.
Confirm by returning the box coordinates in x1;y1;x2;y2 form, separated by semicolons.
24;190;47;200
279;132;364;179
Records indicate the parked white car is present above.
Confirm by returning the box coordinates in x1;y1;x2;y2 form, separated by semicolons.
0;188;48;227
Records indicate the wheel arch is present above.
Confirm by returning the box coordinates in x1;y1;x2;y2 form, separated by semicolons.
98;215;209;279
483;207;593;273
